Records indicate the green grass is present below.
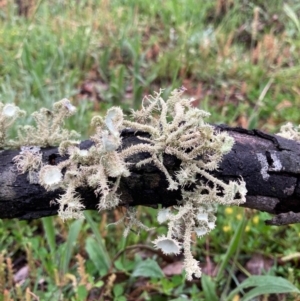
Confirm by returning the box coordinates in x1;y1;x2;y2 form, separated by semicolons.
1;0;300;300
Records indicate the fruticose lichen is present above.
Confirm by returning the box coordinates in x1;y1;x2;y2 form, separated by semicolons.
39;106;131;221
11;89;247;280
0;98;78;149
10;99;80;184
13;146;42;184
277;122;300;141
0;102;26;148
15;98;79;147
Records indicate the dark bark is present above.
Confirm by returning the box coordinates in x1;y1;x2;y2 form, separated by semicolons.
1;126;300;225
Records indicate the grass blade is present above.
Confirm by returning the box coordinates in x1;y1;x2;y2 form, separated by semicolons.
61;219;83;275
84;211;111;270
216;216;247;282
201;274;219;301
284;4;300;35
85;236;109;276
42;216;56;259
226;275;300;301
241;284;300;301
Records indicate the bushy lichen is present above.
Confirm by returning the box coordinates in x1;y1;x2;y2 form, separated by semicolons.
11;89;247;280
120;88;246;279
0;98;78;149
13;146;42;184
16;98;79;147
38;106;131;221
277;122;300;141
10;99;79;184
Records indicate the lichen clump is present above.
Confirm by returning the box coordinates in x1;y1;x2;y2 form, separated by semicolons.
38;106;131;220
16;98;79;147
121;89;246;279
0;103;26;148
12;89;247;280
0;99;78;149
277;122;300;142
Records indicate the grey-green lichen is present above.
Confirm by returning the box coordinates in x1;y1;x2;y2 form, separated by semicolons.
124;88;246;279
277;122;300;142
11;89;247;280
13;146;42;184
0;98;79;149
15;98;79;147
39;106;131;220
0;102;26;148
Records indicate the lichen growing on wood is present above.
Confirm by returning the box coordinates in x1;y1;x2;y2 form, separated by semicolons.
15;98;79;147
277;122;300;142
11;89;247;280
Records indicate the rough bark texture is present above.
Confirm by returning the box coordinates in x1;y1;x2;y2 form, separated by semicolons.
1;126;300;225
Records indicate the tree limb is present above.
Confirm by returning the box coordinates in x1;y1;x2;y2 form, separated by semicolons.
1;126;300;225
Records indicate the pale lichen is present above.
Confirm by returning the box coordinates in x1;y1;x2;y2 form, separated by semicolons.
277;122;300;141
14;98;79;148
120;89;246;279
13;146;42;184
0;102;26;148
269;152;282;172
153;235;182;255
11;99;79;186
11;89;247;280
257;153;270;181
109;207;154;237
36;106;130;221
39;165;63;191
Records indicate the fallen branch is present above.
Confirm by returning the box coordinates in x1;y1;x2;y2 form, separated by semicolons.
0;126;300;225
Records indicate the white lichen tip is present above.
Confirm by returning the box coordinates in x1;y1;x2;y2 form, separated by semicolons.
196;212;209;222
184;258;202;280
102;131;120;152
105;107;123;137
39;166;62;190
12;99;79;148
194;227;208;237
58;140;80;156
277;122;300;142
220;134;234;154
79;149;89;157
153;236;181;255
13;145;43;177
3;104;18;117
157;208;171;224
207;221;216;230
234;179;247;202
57;194;85;221
62;99;76;113
53;98;76;115
0;102;26;148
